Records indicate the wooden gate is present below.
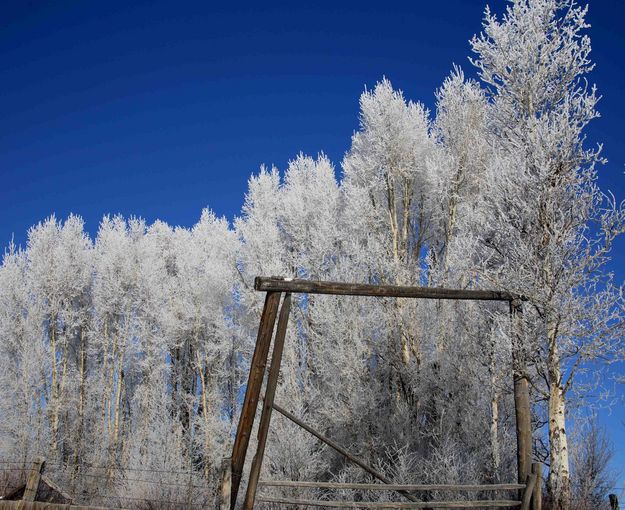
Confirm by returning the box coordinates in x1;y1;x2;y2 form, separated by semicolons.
228;277;539;510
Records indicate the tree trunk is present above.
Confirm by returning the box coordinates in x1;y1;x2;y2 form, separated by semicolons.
489;329;500;479
49;316;59;455
547;323;571;510
74;328;86;476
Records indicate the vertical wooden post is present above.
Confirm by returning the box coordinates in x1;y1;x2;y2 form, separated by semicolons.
22;457;45;502
531;462;542;510
510;298;532;486
230;291;282;509
609;494;619;510
243;294;292;510
520;473;537;510
218;457;232;510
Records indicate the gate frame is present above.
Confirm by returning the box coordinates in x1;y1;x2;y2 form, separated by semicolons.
230;277;533;510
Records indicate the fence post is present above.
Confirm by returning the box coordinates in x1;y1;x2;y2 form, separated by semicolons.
510;299;532;486
243;294;292;510
230;291;281;509
531;462;542;510
23;457;45;502
610;494;619;510
218;457;232;510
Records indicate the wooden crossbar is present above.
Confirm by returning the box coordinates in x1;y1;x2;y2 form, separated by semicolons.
254;277;520;301
258;481;526;491
256;496;522;508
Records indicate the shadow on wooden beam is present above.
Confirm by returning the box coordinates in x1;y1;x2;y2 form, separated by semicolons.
254;277;522;302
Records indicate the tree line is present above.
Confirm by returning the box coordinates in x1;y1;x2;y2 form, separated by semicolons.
0;1;623;509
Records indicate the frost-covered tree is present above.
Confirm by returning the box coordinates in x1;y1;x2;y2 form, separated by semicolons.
342;78;437;384
0;243;48;461
470;1;625;507
0;2;623;509
25;215;93;462
570;417;615;510
342;78;437;285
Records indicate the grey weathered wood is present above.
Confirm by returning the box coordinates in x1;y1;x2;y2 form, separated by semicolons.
256;497;522;508
510;299;532;486
519;474;537;510
218;457;232;510
230;291;281;509
22;457;45;502
258;480;526;491
0;503;112;510
531;463;542;510
513;375;531;483
271;402;420;503
255;277;520;301
243;294;292;510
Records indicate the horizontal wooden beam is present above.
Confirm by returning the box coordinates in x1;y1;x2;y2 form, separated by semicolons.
256;497;522;508
258;481;526;491
254;277;520;302
0;502;113;510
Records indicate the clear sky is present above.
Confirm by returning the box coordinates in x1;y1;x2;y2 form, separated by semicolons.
1;0;624;493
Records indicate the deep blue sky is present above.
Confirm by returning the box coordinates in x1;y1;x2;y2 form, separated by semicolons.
1;0;624;492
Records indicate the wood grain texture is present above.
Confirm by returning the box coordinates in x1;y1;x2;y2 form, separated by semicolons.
255;277;521;302
531;463;542;510
219;457;232;510
243;294;292;510
510;300;532;486
230;291;281;509
520;474;537;510
22;458;44;502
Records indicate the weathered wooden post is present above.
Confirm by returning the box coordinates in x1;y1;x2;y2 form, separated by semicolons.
520;471;537;510
610;494;619;510
243;294;292;510
510;298;532;486
22;457;45;502
218;457;232;510
531;462;542;510
230;291;282;509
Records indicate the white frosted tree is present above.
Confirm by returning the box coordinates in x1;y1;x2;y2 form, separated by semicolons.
469;1;625;507
25;215;93;463
0;3;623;509
0;244;49;461
342;78;437;386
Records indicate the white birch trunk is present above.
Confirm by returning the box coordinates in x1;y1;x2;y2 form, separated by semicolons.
547;320;571;509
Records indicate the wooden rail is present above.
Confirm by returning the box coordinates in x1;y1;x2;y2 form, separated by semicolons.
255;497;522;508
254;277;521;301
258;481;526;491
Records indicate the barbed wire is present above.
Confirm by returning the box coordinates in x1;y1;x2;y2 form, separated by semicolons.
77;472;210;489
0;459;203;476
73;492;208;507
0;478;212;507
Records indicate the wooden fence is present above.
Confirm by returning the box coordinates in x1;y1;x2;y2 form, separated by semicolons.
227;276;541;510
